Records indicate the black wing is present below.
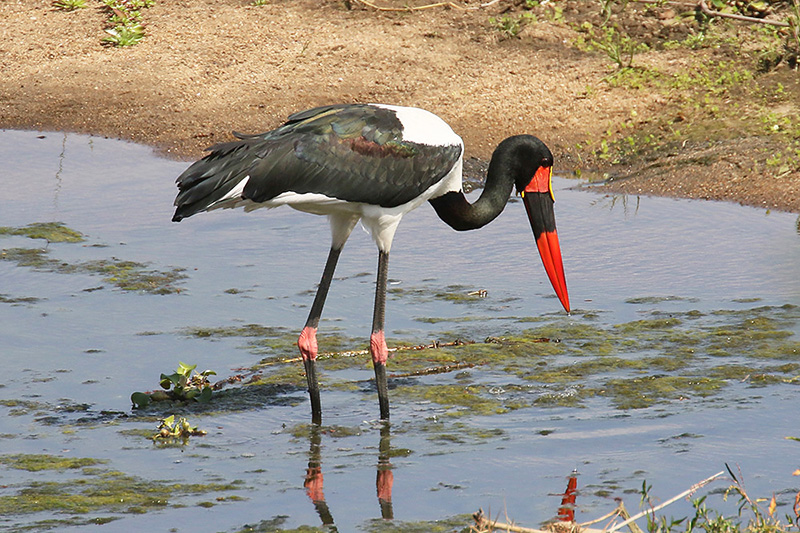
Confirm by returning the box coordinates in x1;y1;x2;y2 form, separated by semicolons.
173;104;463;221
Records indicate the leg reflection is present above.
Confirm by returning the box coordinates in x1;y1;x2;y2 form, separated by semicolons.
304;425;335;527
376;422;394;519
302;423;396;526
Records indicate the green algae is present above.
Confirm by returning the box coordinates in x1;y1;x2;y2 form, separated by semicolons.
184;324;291;338
0;454;243;519
361;515;472;532
288;423;363;439
0;454;106;472
249;364;308;388
84;259;187;294
388;283;488;305
181;324;360;358
0;247;187;294
527;356;648;384
0;222;84;243
598;375;723;409
175;301;800;415
392;383;526;417
0;398;49;416
424;421;506;443
707;363;798;385
625;296;698;304
414;315;500;324
234;515;472;533
0;293;41;304
614;317;682;333
533;385;587;408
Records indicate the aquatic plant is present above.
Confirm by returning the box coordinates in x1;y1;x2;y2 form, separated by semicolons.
152;414;207;442
131;362;216;408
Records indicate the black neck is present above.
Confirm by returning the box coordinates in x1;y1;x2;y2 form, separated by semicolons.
429;136;535;231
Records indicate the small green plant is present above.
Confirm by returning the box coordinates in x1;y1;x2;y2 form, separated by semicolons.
152;415;207;442
102;24;146;46
100;0;153;47
131;362;216;408
593;25;649;70
52;0;87;11
634;465;800;533
489;11;536;39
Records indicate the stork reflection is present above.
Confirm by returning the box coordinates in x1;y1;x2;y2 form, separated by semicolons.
304;423;394;528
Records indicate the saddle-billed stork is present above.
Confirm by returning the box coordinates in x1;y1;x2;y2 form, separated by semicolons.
172;103;569;423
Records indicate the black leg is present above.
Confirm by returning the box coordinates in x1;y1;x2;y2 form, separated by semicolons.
370;250;390;420
298;245;343;425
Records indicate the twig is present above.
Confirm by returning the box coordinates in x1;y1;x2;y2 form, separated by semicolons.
697;0;790;28
633;0;792;28
606;471;726;533
352;0;501;12
389;361;477;377
632;0;698;7
612;500;645;533
473;508;602;533
577;506;624;529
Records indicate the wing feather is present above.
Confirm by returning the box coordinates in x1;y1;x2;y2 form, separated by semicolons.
173;104;463;221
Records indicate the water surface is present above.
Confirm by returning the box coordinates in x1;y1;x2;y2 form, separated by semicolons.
1;130;799;532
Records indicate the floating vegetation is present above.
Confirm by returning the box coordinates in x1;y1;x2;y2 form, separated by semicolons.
360;515;474;532
393;383;527;417
0;247;187;294
0;293;41;304
288;423;363;440
0;454;106;472
0;453;242;523
625;295;699;305
0;222;84;243
388;283;489;304
0;222;187;293
183;324;291;339
173;302;800;417
232;514;473;533
0;398;50;416
151;414;207;442
131;362;216;408
599;375;723;410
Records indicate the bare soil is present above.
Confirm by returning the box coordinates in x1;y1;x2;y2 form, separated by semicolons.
1;0;799;212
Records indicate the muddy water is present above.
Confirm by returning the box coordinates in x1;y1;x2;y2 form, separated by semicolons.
1;130;799;532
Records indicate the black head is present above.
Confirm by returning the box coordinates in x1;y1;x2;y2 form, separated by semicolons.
490;135;554;194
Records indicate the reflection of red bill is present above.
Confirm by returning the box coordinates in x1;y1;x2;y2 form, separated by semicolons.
557;470;579;522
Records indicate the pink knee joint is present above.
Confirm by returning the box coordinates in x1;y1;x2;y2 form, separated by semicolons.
298;326;319;361
370;330;388;365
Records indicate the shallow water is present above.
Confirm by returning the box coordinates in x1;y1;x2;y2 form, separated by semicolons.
1;130;799;532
